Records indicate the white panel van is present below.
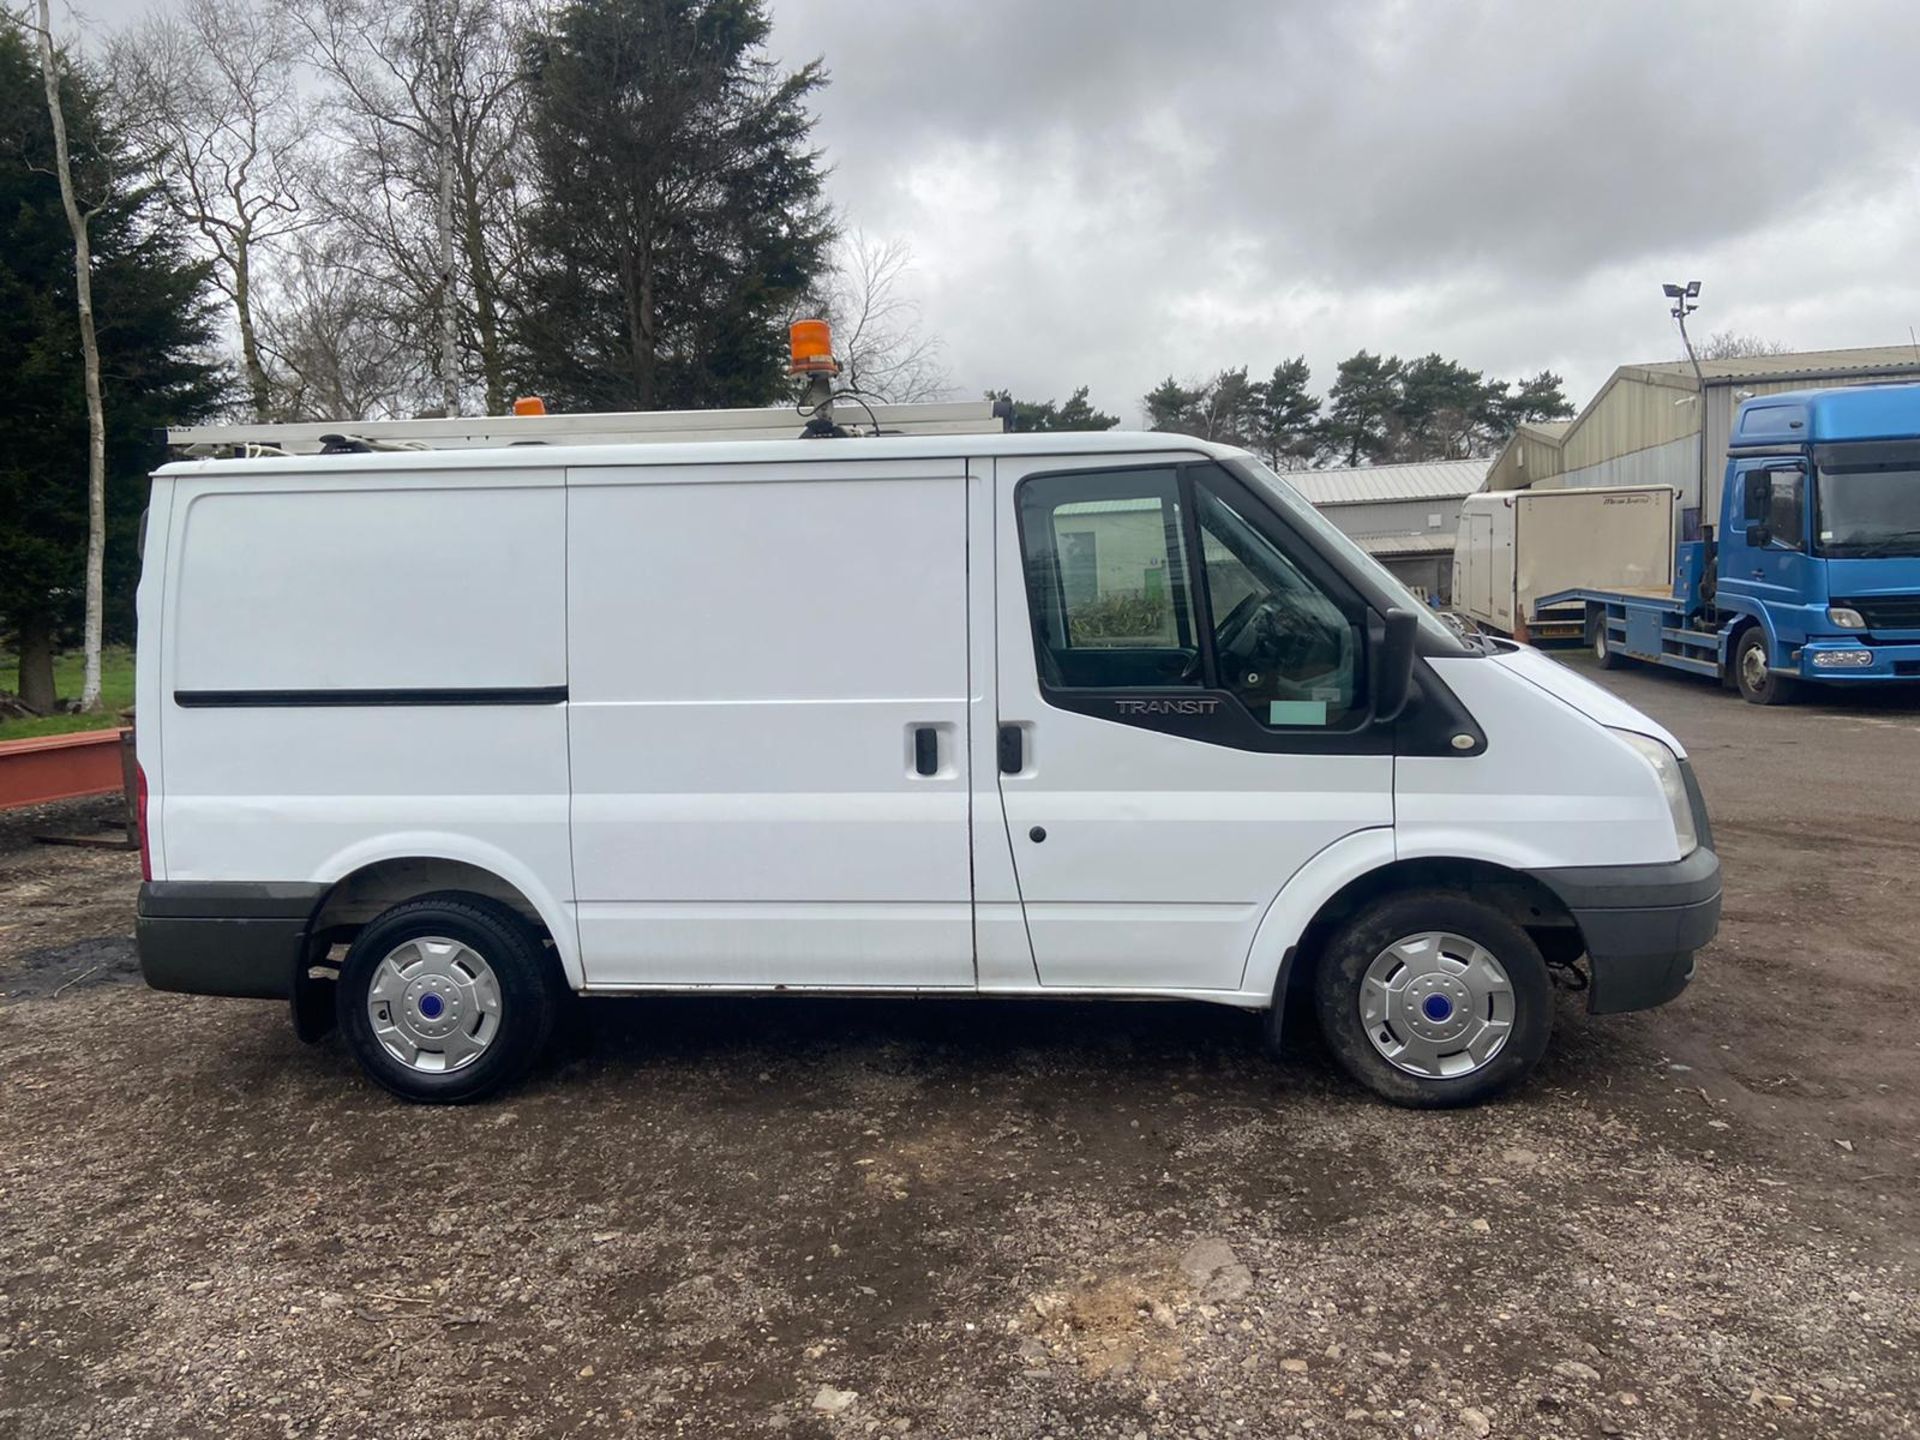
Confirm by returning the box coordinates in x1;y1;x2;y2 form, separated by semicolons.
134;429;1719;1107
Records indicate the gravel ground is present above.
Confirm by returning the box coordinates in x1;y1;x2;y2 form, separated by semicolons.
2;655;1917;1440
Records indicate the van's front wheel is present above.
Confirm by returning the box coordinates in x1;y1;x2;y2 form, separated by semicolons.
1314;892;1552;1108
336;893;559;1104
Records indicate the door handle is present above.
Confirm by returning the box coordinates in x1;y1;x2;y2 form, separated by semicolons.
998;723;1023;774
913;726;939;777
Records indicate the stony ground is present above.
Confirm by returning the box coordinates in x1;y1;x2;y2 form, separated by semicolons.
1;655;1917;1440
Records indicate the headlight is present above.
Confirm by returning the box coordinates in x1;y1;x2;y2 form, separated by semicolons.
1611;729;1698;856
1827;606;1866;629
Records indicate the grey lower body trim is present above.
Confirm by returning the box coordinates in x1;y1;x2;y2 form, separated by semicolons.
135;881;325;1000
1530;849;1722;1016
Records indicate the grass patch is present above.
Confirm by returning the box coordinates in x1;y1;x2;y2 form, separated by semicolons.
0;647;136;742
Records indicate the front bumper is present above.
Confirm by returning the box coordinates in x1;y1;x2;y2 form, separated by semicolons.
1795;638;1920;682
1530;847;1722;1015
136;881;325;1000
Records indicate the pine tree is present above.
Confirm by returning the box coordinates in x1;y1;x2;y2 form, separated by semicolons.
0;28;225;711
1255;357;1319;470
1319;351;1402;466
513;0;834;411
985;386;1118;432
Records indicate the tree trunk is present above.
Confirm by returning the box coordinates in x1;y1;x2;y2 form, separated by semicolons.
35;0;106;713
16;617;57;715
434;4;459;418
234;229;272;420
459;166;505;415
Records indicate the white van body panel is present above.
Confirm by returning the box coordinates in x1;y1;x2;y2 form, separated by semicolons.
1491;644;1685;755
1396;652;1684;870
565;457;974;987
153;466;582;981
990;453;1394;992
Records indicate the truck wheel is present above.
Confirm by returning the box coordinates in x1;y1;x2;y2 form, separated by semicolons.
1313;891;1552;1108
1589;612;1623;670
1733;627;1798;706
336;893;560;1104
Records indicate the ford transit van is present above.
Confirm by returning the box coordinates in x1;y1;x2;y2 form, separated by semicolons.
134;409;1718;1107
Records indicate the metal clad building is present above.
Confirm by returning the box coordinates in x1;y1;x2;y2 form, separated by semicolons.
1486;346;1920;523
1282;458;1490;603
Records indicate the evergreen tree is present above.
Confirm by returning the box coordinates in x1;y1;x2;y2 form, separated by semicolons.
0;28;225;710
1255;356;1319;469
1486;370;1574;442
985;385;1118;432
1318;350;1402;466
1143;375;1202;433
513;0;834;411
1393;353;1490;461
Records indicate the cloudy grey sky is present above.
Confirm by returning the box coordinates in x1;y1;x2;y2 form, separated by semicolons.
57;0;1920;423
765;0;1920;422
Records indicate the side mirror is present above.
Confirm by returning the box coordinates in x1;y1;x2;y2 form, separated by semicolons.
1743;472;1772;519
1373;608;1418;725
1745;523;1771;548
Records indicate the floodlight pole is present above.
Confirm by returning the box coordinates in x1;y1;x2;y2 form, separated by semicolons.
1667;280;1705;391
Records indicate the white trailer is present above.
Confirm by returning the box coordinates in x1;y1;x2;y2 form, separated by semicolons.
1453;486;1677;641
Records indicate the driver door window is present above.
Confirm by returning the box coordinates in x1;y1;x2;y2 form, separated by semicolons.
1018;466;1366;732
1194;479;1363;729
1765;469;1805;549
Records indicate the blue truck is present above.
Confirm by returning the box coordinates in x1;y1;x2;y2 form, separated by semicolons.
1540;383;1920;704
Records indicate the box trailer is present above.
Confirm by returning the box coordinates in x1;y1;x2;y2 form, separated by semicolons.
1453;486;1676;641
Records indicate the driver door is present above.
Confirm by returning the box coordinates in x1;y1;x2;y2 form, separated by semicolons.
994;457;1392;992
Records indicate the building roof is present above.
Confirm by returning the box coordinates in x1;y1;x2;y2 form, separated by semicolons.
1356;533;1457;557
1487;343;1920;493
1623;344;1920;388
1283;457;1490;507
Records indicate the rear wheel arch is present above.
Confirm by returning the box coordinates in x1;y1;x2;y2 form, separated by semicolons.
307;852;579;987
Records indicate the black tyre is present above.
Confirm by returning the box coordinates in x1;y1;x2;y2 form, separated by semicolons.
1733;626;1798;706
1313;890;1553;1108
336;892;560;1104
1589;610;1624;669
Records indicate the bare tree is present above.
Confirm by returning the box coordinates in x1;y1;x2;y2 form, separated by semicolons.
808;232;950;404
115;0;311;420
256;231;438;420
1694;330;1793;362
15;0;107;709
293;0;529;415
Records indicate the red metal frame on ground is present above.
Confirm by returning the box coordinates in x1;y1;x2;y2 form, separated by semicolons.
0;728;133;812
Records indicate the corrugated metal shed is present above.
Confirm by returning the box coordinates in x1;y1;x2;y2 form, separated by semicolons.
1284;458;1491;507
1485;344;1920;511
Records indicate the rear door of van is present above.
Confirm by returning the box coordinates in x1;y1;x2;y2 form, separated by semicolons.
990;452;1393;992
567;456;975;988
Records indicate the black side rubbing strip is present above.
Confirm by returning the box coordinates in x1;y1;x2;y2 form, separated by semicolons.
174;686;569;708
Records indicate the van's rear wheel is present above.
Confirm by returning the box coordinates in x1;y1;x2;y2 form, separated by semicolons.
1734;626;1798;705
1314;891;1552;1108
336;893;559;1104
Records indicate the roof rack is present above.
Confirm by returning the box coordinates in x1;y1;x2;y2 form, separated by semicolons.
165;398;1013;458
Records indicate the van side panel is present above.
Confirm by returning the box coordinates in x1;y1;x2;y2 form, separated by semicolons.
156;470;578;975
566;460;975;988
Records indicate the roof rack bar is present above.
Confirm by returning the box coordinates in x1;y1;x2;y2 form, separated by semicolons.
166;400;1009;456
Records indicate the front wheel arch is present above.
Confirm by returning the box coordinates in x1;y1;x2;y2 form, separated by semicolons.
1268;856;1580;1050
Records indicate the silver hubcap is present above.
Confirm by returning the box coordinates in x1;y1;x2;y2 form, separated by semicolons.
366;935;503;1073
1594;627;1608;660
1360;931;1515;1079
1740;642;1769;691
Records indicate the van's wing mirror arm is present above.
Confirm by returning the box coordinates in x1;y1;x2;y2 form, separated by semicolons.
1372;608;1419;726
